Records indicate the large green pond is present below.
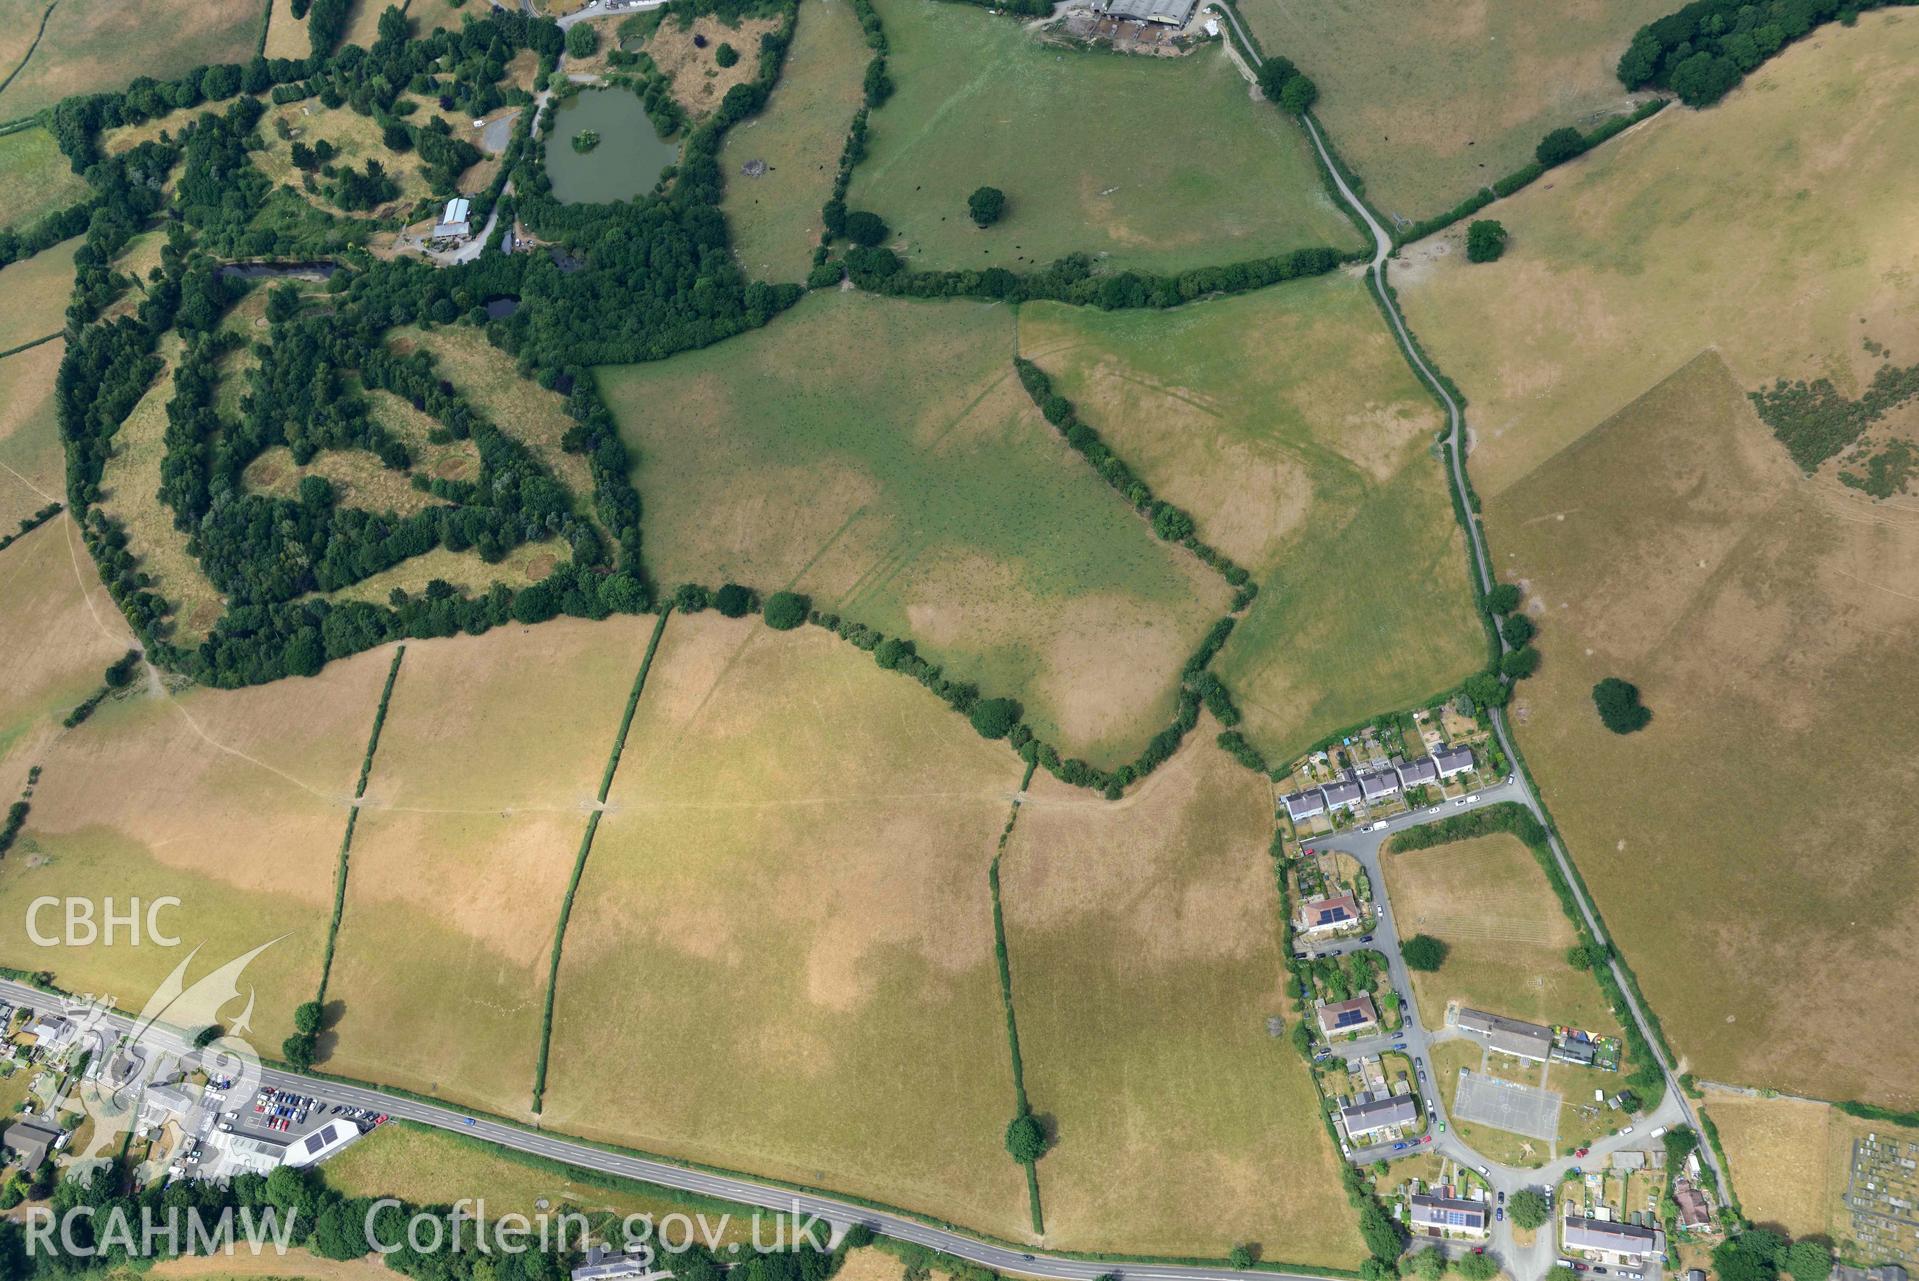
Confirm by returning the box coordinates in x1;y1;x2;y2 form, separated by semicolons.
544;87;679;204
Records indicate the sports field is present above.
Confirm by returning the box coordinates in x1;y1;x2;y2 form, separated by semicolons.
999;735;1364;1264
0;515;134;787
0;339;64;533
1394;17;1919;1107
1380;833;1616;1035
598;290;1231;766
322;620;655;1114
0;235;77;353
718;0;868;281
543;612;1033;1241
1236;0;1668;223
1020;274;1484;762
843;0;1359;274
0;127;89;233
0;0;263;121
0;660;397;1044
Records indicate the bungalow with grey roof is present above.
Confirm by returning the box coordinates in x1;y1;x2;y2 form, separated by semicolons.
1340;1093;1419;1141
1433;744;1475;778
1410;1193;1489;1237
1458;1008;1555;1061
1563;1216;1660;1259
1282;790;1326;822
1396;756;1439;788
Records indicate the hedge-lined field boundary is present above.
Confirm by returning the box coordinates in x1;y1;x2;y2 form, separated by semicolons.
986;789;1045;1233
531;607;671;1112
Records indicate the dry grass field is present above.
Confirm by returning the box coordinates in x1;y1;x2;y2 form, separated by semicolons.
1020;274;1484;762
0;657;398;1043
314;539;559;605
0;236;76;353
718;0;868;281
0;0;47;91
599;291;1231;767
321;619;654;1115
150;1250;397;1281
1236;0;1668;223
1381;833;1616;1035
1393;15;1919;1107
97;332;228;640
642;14;782;119
242;447;447;516
844;0;1359;274
1701;1091;1839;1238
0;340;65;533
263;0;311;61
543;612;1033;1241
0;0;263;121
0;127;90;233
998;736;1364;1265
0;515;134;789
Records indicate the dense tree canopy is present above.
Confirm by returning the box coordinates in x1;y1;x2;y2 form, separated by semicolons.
1592;677;1652;734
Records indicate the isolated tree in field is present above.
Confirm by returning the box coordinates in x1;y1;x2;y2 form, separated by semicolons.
713;583;753;618
1486;582;1521;614
1005;1112;1046;1163
1509;1189;1549;1230
844;209;889;248
969;697;1022;740
1592;677;1652;734
968;185;1005;228
566;22;598;59
1501;646;1540;679
1402;934;1448;971
714;41;739;67
293;1001;323;1035
1536;126;1587;167
1500;613;1536;648
762;591;809;630
1228;1245;1256;1270
1465;219;1509;263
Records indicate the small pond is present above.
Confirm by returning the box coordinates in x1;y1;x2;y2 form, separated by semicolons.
544;87;678;204
218;260;341;280
483;295;520;320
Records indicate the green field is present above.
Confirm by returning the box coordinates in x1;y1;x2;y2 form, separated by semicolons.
843;0;1359;274
1237;0;1668;222
0;236;76;353
0;127;89;233
1396;15;1919;1108
598;290;1231;766
0;339;64;531
718;0;869;280
1020;274;1484;762
543;611;1033;1241
1000;737;1364;1265
0;0;264;121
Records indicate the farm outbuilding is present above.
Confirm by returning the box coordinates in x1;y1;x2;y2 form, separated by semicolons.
1095;0;1196;26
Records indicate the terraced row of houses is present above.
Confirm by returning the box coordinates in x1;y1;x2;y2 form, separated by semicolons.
1281;745;1476;823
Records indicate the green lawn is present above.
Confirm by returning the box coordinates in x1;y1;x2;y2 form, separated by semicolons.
718;0;869;281
596;290;1231;766
844;0;1360;274
1020;273;1485;763
0;127;89;233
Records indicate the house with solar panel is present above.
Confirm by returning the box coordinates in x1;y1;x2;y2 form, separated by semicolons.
1298;892;1361;936
1410;1192;1491;1238
1316;993;1379;1037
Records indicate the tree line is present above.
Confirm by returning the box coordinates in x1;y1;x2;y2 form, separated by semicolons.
1619;0;1917;105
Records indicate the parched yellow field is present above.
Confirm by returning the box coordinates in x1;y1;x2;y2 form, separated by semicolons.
0;127;90;234
1394;17;1919;1107
150;1249;396;1281
1701;1091;1839;1239
544;612;1033;1241
0;236;77;354
262;0;311;60
0;0;262;121
1000;735;1364;1265
1380;833;1615;1035
602;291;1231;768
242;446;446;516
718;0;868;281
322;620;653;1115
0;339;65;533
641;14;783;120
0;514;134;789
1237;0;1668;222
96;332;227;640
312;538;559;605
1020;274;1484;762
0;656;397;1043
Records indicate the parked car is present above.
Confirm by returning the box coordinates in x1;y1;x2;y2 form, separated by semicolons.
1465;794;1479;804
1621;1125;1635;1135
1360;934;1375;943
1393;1042;1408;1051
1497;1191;1505;1203
1496;1208;1504;1222
1594;1269;1608;1275
1453;798;1470;807
1477;1165;1490;1176
1367;820;1388;831
1575;1147;1589;1156
1392;1142;1408;1151
1420;1135;1433;1145
1438;1120;1446;1132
